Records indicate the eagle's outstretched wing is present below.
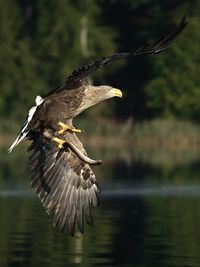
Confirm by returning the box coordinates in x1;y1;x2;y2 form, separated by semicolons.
134;15;187;56
28;132;100;235
52;15;187;92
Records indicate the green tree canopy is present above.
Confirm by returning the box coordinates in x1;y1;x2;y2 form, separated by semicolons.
0;0;116;131
145;6;200;121
1;0;200;133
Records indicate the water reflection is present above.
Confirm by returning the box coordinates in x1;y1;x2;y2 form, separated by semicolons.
1;195;200;267
1;146;200;267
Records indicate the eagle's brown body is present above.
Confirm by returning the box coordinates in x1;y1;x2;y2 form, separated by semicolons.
28;84;85;131
8;16;187;235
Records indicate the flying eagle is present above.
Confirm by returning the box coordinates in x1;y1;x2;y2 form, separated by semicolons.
8;16;187;235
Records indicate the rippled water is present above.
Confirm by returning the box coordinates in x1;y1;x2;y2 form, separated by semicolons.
1;148;200;267
1;191;200;267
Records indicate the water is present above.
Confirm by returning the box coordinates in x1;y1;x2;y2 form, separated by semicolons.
1;147;200;267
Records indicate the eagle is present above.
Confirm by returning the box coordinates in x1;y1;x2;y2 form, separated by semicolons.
8;16;187;235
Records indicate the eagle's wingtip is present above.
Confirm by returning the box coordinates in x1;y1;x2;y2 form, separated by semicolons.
8;142;16;154
8;147;12;154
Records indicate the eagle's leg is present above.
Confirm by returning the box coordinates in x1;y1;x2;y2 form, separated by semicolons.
52;137;102;166
64;141;102;165
58;121;81;134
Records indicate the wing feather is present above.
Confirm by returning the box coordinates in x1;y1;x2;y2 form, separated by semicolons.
28;133;99;236
49;15;187;94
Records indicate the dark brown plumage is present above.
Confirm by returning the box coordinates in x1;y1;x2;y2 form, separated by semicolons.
28;130;99;234
8;16;187;235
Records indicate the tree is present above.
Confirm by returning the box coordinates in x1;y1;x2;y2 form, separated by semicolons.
0;0;46;129
145;2;200;121
0;0;117;131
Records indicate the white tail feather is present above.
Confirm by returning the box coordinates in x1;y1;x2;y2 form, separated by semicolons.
8;132;29;153
8;95;44;153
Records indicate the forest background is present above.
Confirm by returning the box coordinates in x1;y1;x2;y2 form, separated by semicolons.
0;0;199;140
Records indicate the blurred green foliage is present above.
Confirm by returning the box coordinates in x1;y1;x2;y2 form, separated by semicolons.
0;0;199;133
0;0;116;132
145;6;200;120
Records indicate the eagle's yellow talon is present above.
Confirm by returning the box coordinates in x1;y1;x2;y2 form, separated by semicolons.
52;137;66;149
58;121;81;134
58;129;65;135
71;128;82;133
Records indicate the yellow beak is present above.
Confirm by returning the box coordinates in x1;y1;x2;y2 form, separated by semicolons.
113;88;123;98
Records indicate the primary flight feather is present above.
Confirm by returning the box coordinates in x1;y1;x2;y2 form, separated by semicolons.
9;16;187;235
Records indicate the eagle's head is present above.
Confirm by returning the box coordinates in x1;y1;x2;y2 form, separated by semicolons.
93;85;123;100
77;85;122;116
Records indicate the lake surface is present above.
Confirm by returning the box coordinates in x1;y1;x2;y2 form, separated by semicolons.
1;146;200;267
